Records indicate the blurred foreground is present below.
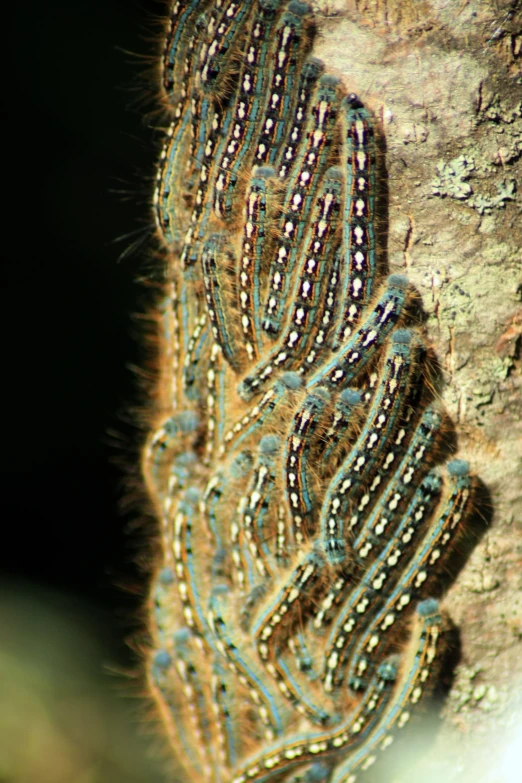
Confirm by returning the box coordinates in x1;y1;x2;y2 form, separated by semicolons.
0;581;169;783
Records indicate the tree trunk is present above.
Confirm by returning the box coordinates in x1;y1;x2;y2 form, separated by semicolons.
313;0;521;779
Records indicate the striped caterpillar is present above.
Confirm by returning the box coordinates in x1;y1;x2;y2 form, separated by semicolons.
142;2;484;781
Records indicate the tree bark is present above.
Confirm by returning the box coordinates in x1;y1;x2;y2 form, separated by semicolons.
313;0;521;779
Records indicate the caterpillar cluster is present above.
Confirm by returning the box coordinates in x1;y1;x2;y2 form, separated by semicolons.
142;1;480;781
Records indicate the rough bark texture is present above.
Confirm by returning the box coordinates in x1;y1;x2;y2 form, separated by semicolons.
312;0;521;779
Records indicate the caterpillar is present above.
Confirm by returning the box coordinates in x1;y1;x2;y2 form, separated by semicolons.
141;2;484;780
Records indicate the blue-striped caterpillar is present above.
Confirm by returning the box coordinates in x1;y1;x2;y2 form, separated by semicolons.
141;2;484;781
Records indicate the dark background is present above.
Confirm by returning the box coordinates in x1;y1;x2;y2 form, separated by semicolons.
4;0;168;672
